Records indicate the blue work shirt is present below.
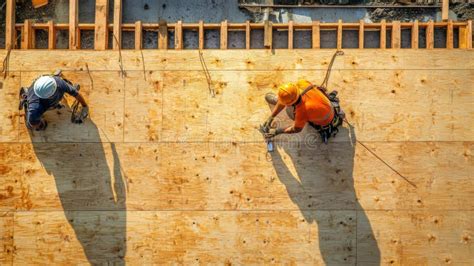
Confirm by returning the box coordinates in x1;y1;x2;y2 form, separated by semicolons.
27;76;79;125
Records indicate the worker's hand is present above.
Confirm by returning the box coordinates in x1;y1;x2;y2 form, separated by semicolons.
72;106;89;124
80;106;89;120
262;116;274;132
264;128;283;139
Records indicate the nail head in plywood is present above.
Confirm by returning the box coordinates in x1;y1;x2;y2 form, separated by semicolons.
199;20;204;50
175;20;183;50
135;21;142;50
391;21;401;49
359;20;364;49
159;20;168;50
245;20;250;50
288;20;294;49
21;20;33;49
426;20;434;49
380;19;386;49
220;20;228;49
442;0;449;21
94;0;109;50
411;20;419;49
5;0;16;49
113;0;122;50
69;0;78;49
48;21;56;49
458;20;472;49
446;20;453;49
312;21;320;49
337;19;343;50
264;20;272;49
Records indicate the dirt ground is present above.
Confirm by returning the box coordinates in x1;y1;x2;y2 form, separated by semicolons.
368;7;436;22
452;3;474;20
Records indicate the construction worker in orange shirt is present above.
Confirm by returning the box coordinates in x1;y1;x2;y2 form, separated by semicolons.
261;79;345;144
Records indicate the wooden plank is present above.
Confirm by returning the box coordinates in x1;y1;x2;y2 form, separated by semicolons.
21;20;33;49
246;20;251;50
458;20;472;49
1;50;474;265
113;0;122;50
442;0;449;21
31;26;36;49
411;20;419;49
312;21;320;49
359;20;364;49
94;0;109;50
391;21;401;49
199;20;204;50
174;20;183;50
48;20;56;49
380;19;386;49
134;21;142;50
288;20;294;49
426;20;434;49
4;50;474;72
69;0;78;50
5;0;15;49
158;20;168;50
220;20;228;49
446;19;454;49
337;19;343;50
264;20;272;49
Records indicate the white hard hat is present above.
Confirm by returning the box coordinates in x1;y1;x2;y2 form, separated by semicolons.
34;76;57;99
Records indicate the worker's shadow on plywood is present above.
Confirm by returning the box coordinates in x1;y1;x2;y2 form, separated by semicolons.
271;125;380;264
28;110;127;265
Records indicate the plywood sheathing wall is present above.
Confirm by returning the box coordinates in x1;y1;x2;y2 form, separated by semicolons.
0;50;473;265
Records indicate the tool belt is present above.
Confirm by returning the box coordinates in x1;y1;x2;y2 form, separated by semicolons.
299;85;346;144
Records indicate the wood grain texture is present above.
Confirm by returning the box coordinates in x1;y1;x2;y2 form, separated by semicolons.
312;21;320;49
113;0;122;50
0;50;472;264
69;0;78;49
134;21;142;50
411;20;419;49
3;50;474;72
0;212;14;264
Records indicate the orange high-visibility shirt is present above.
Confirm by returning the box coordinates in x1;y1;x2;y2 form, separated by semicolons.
294;79;334;128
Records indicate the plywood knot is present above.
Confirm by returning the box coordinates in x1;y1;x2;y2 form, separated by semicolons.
462;234;471;243
427;234;436;242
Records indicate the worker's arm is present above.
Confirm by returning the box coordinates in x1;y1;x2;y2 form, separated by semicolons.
270;102;286;118
262;102;286;130
74;93;88;107
282;125;303;134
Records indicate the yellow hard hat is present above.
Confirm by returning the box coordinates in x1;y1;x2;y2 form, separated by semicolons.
278;82;300;106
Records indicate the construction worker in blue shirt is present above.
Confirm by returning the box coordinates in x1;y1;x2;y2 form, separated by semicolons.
20;74;89;131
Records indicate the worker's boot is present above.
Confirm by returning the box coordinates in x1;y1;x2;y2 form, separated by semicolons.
265;93;278;105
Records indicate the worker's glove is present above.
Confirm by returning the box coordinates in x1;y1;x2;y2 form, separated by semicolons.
72;105;89;124
262;116;274;132
79;105;89;121
36;120;48;131
264;128;284;139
